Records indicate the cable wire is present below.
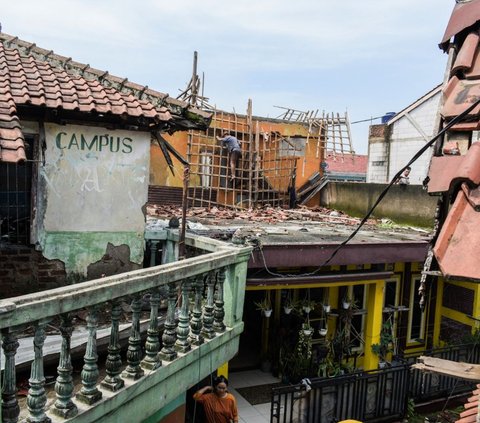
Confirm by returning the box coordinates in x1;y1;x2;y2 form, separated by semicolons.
256;97;480;279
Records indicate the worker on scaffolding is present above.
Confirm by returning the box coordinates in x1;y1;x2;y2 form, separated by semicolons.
217;131;242;182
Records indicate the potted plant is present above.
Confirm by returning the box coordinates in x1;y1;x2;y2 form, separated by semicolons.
254;297;273;318
283;297;298;315
319;327;328;337
371;321;394;368
342;295;354;310
301;322;314;336
323;304;331;314
302;299;316;314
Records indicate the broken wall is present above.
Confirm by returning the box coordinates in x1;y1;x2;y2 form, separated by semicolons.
36;123;150;276
149;110;325;208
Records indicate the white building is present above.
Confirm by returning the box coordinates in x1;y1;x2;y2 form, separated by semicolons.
367;85;442;185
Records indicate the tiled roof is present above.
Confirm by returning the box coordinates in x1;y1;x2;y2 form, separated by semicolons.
455;385;480;423
325;152;368;175
427;6;480;281
441;12;480;131
0;33;212;163
440;0;480;50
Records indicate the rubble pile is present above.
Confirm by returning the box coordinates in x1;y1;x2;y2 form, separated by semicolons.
147;204;377;226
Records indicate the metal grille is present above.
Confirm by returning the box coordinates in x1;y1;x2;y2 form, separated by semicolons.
271;365;409;423
0;136;34;245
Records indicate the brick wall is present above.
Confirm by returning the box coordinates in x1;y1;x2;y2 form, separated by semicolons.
0;245;66;299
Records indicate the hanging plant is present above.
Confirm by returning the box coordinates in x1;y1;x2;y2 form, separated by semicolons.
342;295;354;310
319;327;328;337
283;297;299;315
323;304;331;314
302;299;316;314
254;298;272;318
300;323;314;338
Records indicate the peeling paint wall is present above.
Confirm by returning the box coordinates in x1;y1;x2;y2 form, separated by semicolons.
37;123;150;276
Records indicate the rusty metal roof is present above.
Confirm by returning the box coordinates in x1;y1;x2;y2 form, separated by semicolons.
0;32;212;163
440;0;480;50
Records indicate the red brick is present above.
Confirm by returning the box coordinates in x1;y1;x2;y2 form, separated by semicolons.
38;276;60;283
13;256;30;262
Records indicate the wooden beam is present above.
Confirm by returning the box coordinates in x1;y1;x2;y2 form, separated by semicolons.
412;356;480;381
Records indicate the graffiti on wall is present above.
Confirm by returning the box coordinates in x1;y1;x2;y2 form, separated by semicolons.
42;123;150;233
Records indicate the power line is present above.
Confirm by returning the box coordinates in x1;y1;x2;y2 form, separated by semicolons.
350;116;385;124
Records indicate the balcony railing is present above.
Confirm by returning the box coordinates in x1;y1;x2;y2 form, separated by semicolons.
0;230;251;423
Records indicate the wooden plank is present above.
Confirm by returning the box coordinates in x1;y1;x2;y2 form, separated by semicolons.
412;356;480;381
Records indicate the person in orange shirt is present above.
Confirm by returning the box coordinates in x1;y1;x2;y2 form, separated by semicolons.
193;376;239;423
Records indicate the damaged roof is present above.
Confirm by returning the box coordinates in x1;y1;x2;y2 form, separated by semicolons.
0;32;212;163
426;3;480;281
147;204;430;270
440;0;480;50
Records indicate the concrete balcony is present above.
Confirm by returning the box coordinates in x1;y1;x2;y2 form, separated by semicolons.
0;231;251;423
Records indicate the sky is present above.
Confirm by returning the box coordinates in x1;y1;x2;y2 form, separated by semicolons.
2;0;455;154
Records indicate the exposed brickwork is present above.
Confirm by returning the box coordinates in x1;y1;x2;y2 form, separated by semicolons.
443;283;475;315
0;245;66;298
369;124;390;139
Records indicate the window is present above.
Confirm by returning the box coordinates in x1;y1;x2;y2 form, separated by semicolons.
279;137;306;157
338;285;366;351
407;276;426;343
199;151;212;187
383;278;400;310
0;136;35;245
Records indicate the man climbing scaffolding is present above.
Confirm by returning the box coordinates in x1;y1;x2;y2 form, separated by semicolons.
217;131;242;183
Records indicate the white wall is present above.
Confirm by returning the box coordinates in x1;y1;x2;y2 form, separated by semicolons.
367;141;389;183
367;90;441;185
388;92;441;185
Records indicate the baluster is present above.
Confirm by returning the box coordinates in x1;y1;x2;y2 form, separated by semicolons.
2;331;20;423
26;322;51;423
202;271;216;339
159;282;178;361
76;308;102;405
189;274;205;346
141;291;161;370
150;240;159;267
122;297;145;380
175;278;192;353
213;268;226;333
52;314;77;418
101;302;124;391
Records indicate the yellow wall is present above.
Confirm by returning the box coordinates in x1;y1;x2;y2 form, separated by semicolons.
149;113;325;195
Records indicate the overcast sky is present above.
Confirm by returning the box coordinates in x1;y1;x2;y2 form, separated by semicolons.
2;0;454;153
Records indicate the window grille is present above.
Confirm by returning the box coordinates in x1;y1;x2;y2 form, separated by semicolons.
0;136;34;245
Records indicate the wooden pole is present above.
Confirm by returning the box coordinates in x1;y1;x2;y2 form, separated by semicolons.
178;165;190;260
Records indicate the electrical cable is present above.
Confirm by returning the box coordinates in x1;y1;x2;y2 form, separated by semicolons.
256;97;480;279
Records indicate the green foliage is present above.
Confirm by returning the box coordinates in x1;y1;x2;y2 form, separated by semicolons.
254;297;272;311
371;321;394;361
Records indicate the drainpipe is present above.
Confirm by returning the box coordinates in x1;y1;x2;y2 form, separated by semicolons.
178;165;190;260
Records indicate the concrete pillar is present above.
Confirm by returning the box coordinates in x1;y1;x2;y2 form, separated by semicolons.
363;280;384;370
